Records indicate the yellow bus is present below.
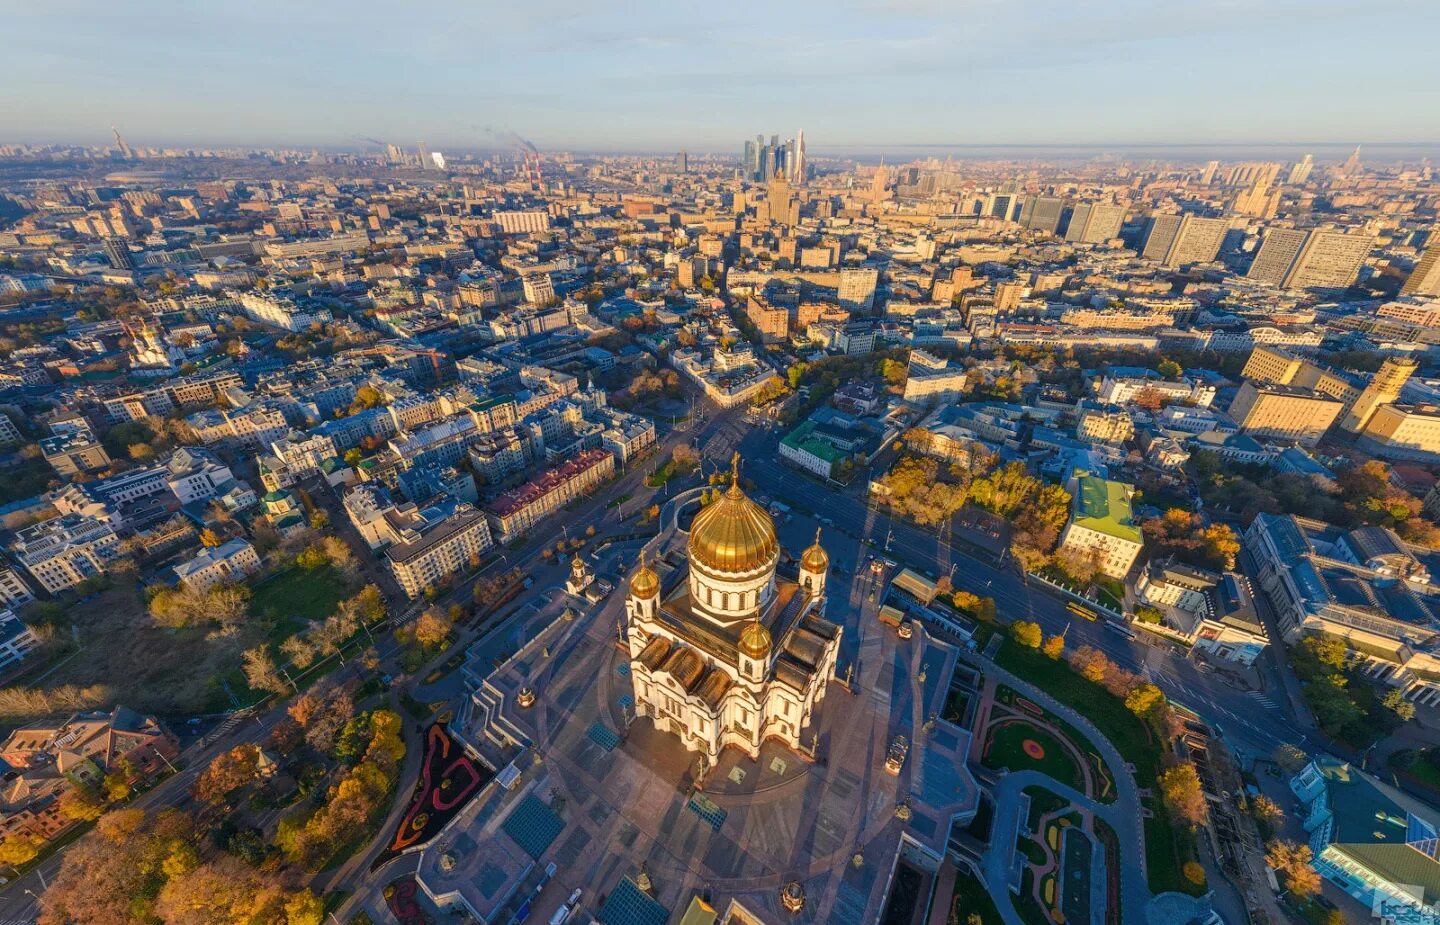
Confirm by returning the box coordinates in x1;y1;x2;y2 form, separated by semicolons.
1066;601;1098;622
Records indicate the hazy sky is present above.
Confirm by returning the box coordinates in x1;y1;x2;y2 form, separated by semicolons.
4;0;1438;153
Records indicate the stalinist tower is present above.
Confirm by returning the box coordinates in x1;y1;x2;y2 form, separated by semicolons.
624;454;841;767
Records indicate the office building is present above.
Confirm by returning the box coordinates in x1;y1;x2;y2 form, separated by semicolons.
1141;214;1229;267
173;538;261;593
11;515;121;594
1356;403;1440;463
1402;241;1440;297
386;505;494;600
1227;381;1343;446
485;449;615;543
1247;228;1311;286
494;210;551;235
1340;357;1417;433
1062;201;1127;244
837;267;879;312
1057;471;1144;579
1287;154;1314;185
1019;196;1064;234
1283;229;1373;290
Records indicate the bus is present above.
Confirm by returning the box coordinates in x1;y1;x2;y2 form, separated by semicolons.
1066;601;1098;622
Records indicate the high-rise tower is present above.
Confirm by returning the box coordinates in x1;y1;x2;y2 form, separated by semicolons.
1341;357;1418;434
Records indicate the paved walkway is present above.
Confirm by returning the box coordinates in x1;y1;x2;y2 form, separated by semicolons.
965;653;1152;925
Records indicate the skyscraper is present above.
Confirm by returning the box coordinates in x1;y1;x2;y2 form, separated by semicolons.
678;150;688;173
1282;229;1374;290
1247;228;1311;286
1287;154;1314;185
1063;202;1126;244
1142;214;1228;267
102;236;135;271
791;129;806;185
1402;241;1440;297
1019;196;1064;234
1341;357;1417;434
1342;145;1363;177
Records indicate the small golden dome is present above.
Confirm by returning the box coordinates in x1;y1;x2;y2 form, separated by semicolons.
688;453;778;574
630;551;659;599
739;619;772;659
801;527;829;571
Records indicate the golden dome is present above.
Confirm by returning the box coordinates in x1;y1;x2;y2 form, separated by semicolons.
630;551;660;599
738;619;772;659
801;527;829;571
688;453;778;574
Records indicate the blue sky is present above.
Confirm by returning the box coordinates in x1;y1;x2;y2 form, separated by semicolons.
3;0;1438;153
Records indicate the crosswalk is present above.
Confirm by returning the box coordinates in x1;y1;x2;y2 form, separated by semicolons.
1250;692;1282;711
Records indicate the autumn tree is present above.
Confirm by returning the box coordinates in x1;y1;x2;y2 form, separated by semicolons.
280;634;317;669
1250;794;1283;825
0;831;44;866
241;645;288;695
1265;839;1320;896
199;528;222;548
192;744;263;805
412;608;453;651
1010;620;1043;649
1158;762;1208;826
1041;634;1065;660
1124;683;1167;720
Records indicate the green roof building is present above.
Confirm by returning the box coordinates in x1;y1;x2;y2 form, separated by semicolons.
1057;469;1143;579
1291;756;1440;921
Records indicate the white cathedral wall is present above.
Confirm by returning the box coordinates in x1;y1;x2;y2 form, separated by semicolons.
687;557;778;625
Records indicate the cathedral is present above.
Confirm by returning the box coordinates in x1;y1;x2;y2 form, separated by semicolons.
625;456;842;767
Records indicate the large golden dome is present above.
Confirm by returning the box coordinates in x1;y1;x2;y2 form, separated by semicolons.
689;454;778;574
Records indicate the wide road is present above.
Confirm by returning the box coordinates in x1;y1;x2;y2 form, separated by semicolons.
725;420;1311;761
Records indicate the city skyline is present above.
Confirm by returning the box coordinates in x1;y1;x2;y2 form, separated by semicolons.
5;0;1440;151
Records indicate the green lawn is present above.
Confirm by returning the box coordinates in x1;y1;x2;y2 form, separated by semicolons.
949;867;1004;925
983;722;1084;792
249;565;350;634
995;644;1203;896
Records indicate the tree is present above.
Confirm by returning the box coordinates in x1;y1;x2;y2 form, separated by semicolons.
241;646;287;695
192;744;262;805
1157;358;1183;380
1250;794;1283;824
199;528;222;548
280;635;317;669
1124;683;1167;720
1382;688;1417;723
1134;605;1164;625
1265;839;1320;896
1182;861;1206;887
1070;645;1113;685
1158;763;1208;826
1041;634;1065;660
0;831;44;866
1010;620;1043;649
58;785;106;821
296;546;329;570
412;609;453;650
1273;743;1308;773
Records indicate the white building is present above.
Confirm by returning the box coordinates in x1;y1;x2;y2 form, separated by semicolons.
1056;471;1144;580
11;515;121;593
625;459;841;767
173;538;261;593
